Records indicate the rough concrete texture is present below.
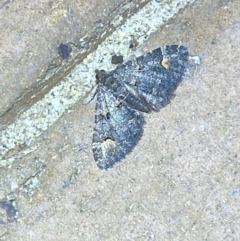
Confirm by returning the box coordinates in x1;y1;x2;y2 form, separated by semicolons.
0;0;127;116
0;0;240;240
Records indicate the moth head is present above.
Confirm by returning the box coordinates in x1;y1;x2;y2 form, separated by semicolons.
95;69;120;91
95;70;107;84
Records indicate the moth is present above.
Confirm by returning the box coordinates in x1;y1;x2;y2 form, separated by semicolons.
92;45;188;169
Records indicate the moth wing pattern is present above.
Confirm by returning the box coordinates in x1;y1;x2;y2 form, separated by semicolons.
113;45;189;111
92;86;144;170
92;45;189;169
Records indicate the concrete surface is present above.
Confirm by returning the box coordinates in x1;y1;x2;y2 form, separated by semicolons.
0;0;240;240
0;0;128;116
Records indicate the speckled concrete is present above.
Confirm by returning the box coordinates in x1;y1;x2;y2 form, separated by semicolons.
0;0;128;116
0;0;240;240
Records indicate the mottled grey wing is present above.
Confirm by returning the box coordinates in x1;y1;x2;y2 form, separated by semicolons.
112;45;188;111
92;86;144;170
